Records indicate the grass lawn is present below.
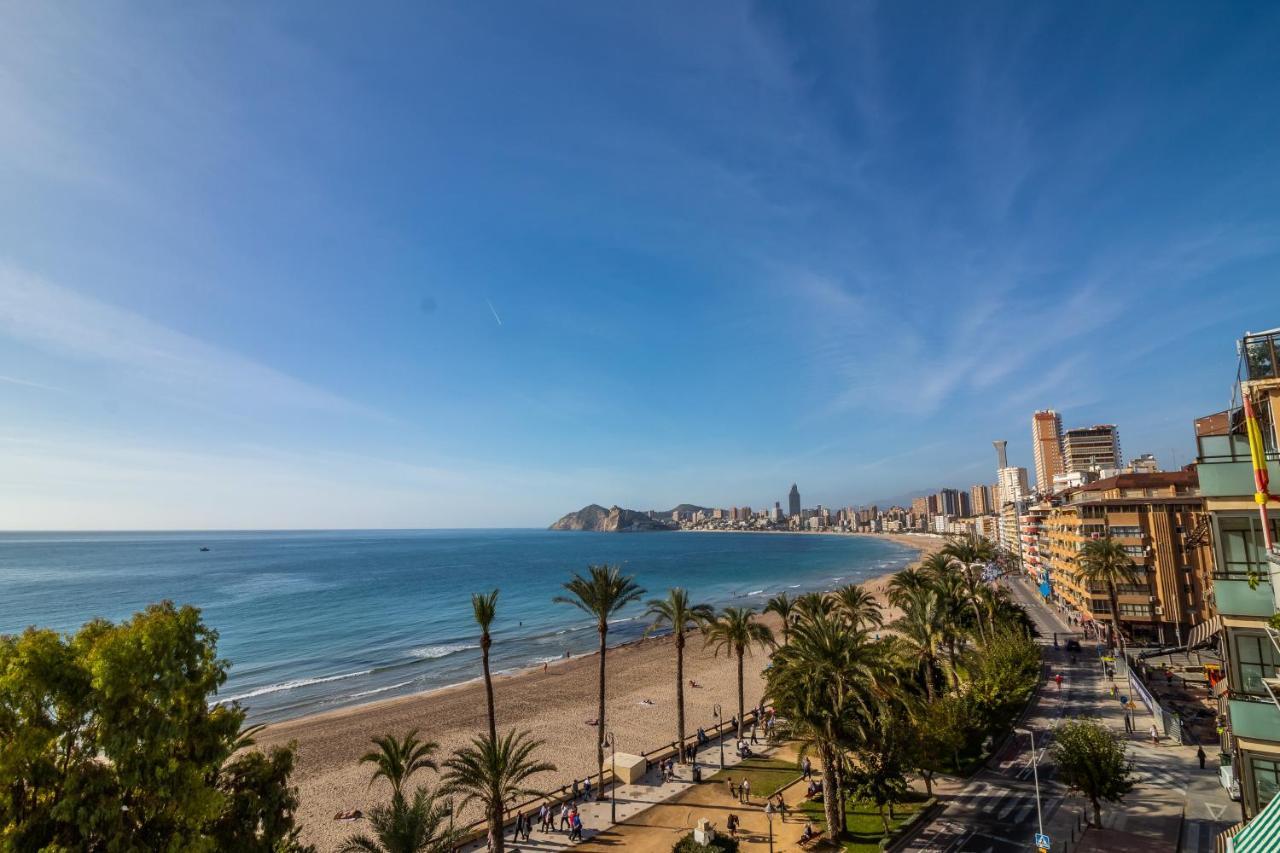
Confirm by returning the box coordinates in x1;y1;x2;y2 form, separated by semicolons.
801;790;932;852
705;756;799;798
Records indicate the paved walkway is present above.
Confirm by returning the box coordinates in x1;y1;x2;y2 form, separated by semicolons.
460;732;774;851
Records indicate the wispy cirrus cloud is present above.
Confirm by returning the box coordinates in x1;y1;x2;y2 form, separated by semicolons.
0;264;377;418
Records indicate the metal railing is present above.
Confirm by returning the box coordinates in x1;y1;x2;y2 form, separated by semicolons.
446;708;763;847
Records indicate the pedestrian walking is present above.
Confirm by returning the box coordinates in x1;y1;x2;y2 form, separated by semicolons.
802;756;812;780
741;778;751;803
1110;684;1118;699
1124;712;1133;733
751;723;759;745
727;777;737;799
572;778;580;803
1150;724;1160;745
559;803;570;831
1198;745;1207;769
1054;672;1063;690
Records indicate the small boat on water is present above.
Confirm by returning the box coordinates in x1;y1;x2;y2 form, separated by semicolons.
200;546;210;552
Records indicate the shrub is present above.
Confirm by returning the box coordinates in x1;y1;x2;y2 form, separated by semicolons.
672;830;741;853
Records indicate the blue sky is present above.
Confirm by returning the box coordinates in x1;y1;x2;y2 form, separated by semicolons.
2;2;1279;528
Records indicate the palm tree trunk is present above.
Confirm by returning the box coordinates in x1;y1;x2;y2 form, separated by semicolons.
481;634;497;744
1107;582;1122;648
971;600;987;644
923;655;937;702
736;648;745;739
834;753;848;837
597;623;607;800
820;743;841;841
1092;795;1101;826
491;801;505;853
676;631;686;762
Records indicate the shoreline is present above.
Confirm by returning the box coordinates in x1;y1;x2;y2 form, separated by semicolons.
256;532;943;850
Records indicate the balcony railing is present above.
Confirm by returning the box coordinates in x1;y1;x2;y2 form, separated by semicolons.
1244;331;1280;382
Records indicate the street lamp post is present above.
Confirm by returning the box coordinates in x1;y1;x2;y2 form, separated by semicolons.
713;704;724;770
602;731;617;825
763;802;775;853
1017;727;1044;844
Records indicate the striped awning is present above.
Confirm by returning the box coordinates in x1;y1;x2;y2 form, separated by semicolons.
1232;793;1280;853
1189;615;1223;650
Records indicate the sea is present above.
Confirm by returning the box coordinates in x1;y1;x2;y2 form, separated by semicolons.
0;529;916;723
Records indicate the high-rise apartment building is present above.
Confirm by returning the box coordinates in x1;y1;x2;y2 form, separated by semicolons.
1063;425;1122;473
996;467;1030;554
1043;471;1212;646
970;484;993;516
936;488;961;517
1032;410;1066;492
959;490;972;518
1194;329;1280;821
788;484;801;518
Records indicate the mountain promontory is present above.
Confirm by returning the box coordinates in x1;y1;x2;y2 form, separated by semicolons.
548;505;677;532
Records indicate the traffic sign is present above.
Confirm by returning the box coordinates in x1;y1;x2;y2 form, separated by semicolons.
1035;832;1051;849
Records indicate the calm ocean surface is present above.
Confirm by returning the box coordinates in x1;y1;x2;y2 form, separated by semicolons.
0;529;915;722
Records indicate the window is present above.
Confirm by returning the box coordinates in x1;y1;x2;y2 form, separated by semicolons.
1118;603;1152;616
1217;516;1280;577
1252;756;1280;809
1234;633;1280;697
1123;545;1145;556
1109;525;1142;537
1091;600;1112;613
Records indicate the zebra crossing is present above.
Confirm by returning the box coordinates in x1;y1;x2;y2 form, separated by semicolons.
904;782;1061;852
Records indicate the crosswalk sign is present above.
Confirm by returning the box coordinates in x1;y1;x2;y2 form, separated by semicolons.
1035;832;1051;849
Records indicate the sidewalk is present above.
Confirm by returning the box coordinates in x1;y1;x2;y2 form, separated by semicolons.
460;731;775;851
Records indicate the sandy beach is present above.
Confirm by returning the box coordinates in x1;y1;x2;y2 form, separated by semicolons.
256;532;944;850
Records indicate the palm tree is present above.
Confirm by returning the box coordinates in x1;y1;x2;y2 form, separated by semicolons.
703;607;774;737
942;535;997;643
1079;537;1140;646
886;566;930;608
554;564;645;797
890;587;946;701
441;729;555;853
645;588;714;762
360;730;439;801
764;592;797;646
472;589;500;744
794;590;834;623
832;583;883;631
767;611;891;842
337;787;460;853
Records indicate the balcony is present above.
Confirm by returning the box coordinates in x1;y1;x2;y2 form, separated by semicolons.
1214;577;1276;618
1244;330;1280;382
1196;433;1280;498
1228;695;1280;742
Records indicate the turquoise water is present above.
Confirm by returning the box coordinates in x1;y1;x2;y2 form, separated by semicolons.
0;529;914;722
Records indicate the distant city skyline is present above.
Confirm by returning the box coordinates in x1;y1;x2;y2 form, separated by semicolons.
2;4;1279;528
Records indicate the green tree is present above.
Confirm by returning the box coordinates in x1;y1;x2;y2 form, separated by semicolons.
553;564;644;797
766;612;889;841
793;591;834;623
360;731;439;801
0;602;310;852
703;607;774;738
890;588;946;701
906;693;969;790
941;535;997;644
832;583;883;631
763;593;797;646
645;588;714;762
471;590;500;744
441;729;555;853
846;701;912;834
210;742;312;853
1050;719;1134;825
1079;537;1140;645
336;787;460;853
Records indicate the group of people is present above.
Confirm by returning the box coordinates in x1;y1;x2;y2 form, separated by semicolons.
725;775;752;803
508;800;586;845
658;755;678;782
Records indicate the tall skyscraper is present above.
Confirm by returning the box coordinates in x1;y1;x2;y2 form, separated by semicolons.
788;484;801;518
993;440;1009;471
936;488;961;517
1031;410;1065;492
1063;425;1122;473
996;466;1029;507
970;483;993;515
